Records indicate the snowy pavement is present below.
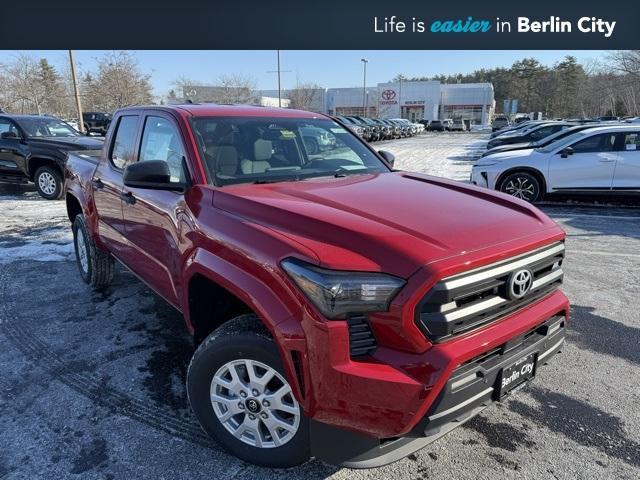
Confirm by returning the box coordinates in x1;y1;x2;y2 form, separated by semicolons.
1;134;639;480
380;131;487;181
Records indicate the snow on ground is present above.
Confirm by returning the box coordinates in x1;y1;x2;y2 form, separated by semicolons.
0;187;73;264
379;131;488;181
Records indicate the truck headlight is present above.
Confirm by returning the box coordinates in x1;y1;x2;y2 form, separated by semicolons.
281;258;405;319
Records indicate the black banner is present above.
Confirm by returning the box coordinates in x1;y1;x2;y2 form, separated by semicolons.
1;0;638;49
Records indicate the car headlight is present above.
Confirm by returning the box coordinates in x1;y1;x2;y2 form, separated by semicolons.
281;258;406;319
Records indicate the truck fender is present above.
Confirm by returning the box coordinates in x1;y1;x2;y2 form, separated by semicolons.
182;248;309;406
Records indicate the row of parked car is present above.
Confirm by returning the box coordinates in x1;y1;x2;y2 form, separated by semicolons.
334;116;424;142
422;119;469;132
471;118;640;202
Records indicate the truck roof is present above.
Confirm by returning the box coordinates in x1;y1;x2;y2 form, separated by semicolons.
127;104;325;119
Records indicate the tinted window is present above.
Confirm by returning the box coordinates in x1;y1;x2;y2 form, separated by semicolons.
139;116;186;183
622;132;640;152
0;118;19;136
571;133;617;153
110;116;139;169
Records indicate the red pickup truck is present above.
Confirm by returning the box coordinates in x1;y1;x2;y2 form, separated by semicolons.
64;105;569;468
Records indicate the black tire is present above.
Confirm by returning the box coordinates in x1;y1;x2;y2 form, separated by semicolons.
187;314;310;468
498;171;543;203
303;136;319;155
72;214;115;289
34;165;63;200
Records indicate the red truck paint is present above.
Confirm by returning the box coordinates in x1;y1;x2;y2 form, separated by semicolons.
65;104;569;467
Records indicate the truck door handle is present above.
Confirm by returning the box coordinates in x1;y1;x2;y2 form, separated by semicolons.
92;178;104;189
120;191;136;205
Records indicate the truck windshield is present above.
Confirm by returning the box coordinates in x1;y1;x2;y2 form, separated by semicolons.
16;117;80;137
191;117;390;186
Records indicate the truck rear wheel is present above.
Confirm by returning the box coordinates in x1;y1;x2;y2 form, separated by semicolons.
72;214;114;289
35;166;63;200
187;314;310;468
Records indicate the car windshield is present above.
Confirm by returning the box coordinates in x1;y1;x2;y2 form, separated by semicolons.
16;117;79;137
537;131;590;153
191;117;390;186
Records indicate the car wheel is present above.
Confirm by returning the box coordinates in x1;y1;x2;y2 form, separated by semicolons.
34;166;63;200
72;214;115;289
303;137;319;155
187;314;310;468
499;171;542;203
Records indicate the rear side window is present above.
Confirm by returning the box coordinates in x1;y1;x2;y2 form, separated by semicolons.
622;132;640;151
571;133;617;153
110;116;139;169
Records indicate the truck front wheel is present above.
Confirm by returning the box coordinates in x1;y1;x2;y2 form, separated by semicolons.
187;315;310;468
498;171;542;203
72;214;114;289
35;166;63;200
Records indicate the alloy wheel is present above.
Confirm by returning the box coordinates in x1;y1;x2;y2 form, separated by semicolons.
210;359;300;448
38;172;57;196
503;176;537;201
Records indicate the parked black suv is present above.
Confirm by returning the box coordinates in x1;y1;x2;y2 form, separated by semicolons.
0;114;104;199
82;111;111;135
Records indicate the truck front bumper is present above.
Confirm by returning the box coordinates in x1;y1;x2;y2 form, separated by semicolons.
308;291;569;467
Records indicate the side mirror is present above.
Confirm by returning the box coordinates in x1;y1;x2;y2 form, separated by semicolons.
378;150;395;167
1;131;19;140
560;147;574;158
123;160;186;192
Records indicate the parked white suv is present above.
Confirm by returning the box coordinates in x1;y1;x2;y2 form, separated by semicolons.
471;125;640;202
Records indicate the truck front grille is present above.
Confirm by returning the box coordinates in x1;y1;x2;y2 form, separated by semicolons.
417;242;564;342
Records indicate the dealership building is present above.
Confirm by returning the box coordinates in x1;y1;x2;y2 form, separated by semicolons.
325;81;495;124
180;80;494;124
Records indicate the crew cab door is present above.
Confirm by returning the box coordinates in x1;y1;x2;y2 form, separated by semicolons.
0;118;29;177
612;131;640;190
120;113;189;307
92;114;141;256
547;132;618;191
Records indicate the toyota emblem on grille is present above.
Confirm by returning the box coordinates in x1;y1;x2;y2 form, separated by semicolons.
508;269;533;299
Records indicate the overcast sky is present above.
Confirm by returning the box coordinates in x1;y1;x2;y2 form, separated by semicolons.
0;50;608;98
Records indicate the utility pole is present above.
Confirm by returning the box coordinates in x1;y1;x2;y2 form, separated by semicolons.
68;50;84;134
276;50;282;108
266;50;291;108
361;58;368;116
398;75;404;118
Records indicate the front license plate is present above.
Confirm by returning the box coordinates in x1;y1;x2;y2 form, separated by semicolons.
498;353;537;399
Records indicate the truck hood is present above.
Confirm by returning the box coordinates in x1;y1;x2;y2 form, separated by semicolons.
213;172;560;278
27;136;104;150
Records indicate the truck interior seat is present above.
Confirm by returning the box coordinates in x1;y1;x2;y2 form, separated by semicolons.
240;138;272;174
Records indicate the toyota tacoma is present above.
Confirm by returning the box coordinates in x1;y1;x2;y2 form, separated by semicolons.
64;105;569;468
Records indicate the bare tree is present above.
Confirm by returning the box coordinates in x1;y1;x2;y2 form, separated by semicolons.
287;80;323;111
609;51;640;77
213;74;257;104
2;53;46;114
83;51;153;112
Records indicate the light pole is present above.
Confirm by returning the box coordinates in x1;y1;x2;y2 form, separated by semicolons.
361;58;368;116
